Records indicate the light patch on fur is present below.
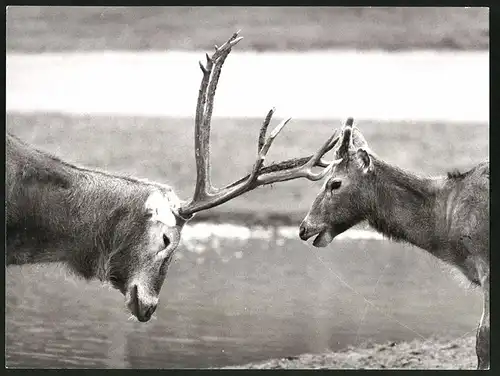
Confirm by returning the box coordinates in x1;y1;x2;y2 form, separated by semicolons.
145;190;178;227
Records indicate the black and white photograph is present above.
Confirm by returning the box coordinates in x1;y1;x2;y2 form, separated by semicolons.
5;6;489;370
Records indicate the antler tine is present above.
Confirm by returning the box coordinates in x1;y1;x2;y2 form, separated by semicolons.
202;37;240;137
221;130;341;191
192;32;243;200
254;128;342;185
259;116;291;157
303;129;343;180
246;116;293;185
258;133;341;176
258;108;275;153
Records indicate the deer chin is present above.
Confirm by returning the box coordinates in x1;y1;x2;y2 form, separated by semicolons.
312;223;351;248
312;229;335;248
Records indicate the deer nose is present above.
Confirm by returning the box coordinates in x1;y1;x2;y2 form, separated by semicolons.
128;284;158;322
137;300;157;322
143;304;157;321
299;223;308;240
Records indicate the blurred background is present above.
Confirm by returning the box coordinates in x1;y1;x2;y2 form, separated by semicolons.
6;6;488;369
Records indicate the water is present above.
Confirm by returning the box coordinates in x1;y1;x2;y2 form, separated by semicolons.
6;225;482;368
6;51;488;122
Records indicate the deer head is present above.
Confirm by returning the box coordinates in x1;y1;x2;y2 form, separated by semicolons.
299;118;375;247
117;186;186;322
125;31;344;321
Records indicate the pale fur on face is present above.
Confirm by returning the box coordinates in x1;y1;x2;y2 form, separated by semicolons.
145;190;179;227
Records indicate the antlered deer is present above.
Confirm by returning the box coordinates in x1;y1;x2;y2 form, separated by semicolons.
7;32;342;323
299;119;489;369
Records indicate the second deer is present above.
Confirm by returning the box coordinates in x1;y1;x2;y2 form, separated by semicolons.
299;119;489;369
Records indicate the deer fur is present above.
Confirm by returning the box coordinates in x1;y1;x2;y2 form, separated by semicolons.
299;121;489;369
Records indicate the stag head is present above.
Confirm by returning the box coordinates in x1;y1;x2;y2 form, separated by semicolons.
111;188;185;322
299;118;375;247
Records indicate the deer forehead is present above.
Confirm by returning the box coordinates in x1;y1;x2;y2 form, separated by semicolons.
144;190;181;227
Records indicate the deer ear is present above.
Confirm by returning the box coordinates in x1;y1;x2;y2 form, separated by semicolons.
356;148;373;173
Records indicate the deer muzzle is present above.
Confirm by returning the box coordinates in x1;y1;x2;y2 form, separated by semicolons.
299;219;336;248
127;284;158;322
299;219;323;241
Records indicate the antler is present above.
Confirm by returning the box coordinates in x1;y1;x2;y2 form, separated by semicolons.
178;32;342;218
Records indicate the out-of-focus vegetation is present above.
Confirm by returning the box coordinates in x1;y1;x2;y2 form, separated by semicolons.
6;7;488;52
7;113;488;225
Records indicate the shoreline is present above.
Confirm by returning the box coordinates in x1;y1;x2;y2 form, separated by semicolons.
220;336;477;370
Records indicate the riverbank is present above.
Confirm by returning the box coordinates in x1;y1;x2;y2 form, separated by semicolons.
222;336;476;369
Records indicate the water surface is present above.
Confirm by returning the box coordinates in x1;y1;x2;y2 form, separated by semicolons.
6;51;488;122
6;226;482;368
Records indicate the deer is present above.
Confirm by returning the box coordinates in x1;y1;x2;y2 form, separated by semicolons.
298;118;489;369
6;31;344;323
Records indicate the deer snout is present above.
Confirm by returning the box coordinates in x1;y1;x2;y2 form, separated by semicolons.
139;302;157;322
299;223;308;240
127;284;158;323
299;218;323;241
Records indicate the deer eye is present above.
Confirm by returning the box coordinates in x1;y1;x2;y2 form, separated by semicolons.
163;234;171;248
329;180;342;191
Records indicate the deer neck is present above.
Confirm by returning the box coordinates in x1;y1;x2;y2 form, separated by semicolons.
6;160;151;280
366;158;445;252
